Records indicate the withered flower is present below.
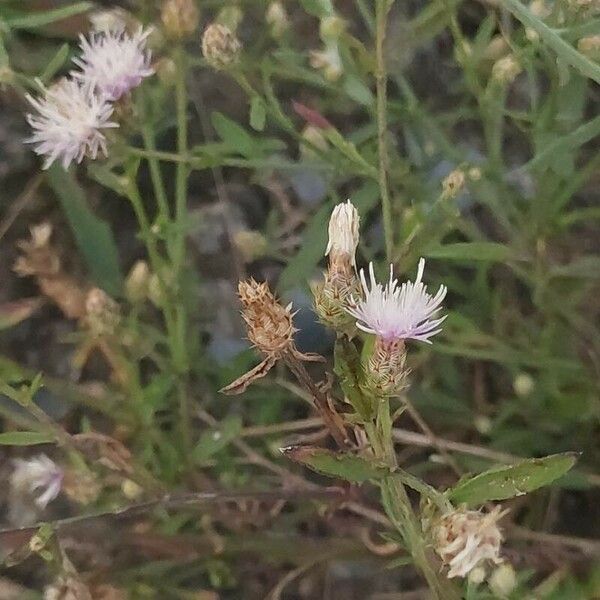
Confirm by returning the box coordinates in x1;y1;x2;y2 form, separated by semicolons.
221;279;322;395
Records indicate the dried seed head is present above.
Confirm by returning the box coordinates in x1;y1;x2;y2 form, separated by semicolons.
85;288;121;337
161;0;200;39
238;279;296;356
14;224;87;319
431;506;506;579
365;337;409;396
442;168;466;200
62;468;101;505
491;55;522;85
14;223;60;277
201;23;242;70
266;1;289;39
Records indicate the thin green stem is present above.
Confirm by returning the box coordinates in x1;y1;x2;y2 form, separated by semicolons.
141;123;170;224
375;0;394;262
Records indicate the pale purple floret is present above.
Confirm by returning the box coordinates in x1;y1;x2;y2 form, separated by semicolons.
26;78;118;170
346;258;447;343
11;454;64;509
72;27;154;101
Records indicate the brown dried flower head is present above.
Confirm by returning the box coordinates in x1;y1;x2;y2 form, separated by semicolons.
201;23;241;70
238;279;296;356
84;288;121;338
161;0;200;39
431;505;507;579
442;168;466;200
62;468;102;506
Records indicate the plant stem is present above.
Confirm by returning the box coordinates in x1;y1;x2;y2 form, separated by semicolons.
375;0;394;262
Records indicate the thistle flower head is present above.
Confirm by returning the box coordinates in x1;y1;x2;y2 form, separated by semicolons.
347;259;447;343
201;23;242;70
26;78;117;170
432;506;506;579
325;200;360;266
73;27;154;101
11;454;63;509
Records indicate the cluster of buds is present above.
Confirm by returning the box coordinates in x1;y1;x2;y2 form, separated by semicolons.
221;279;322;395
312;201;361;334
161;0;200;39
430;506;507;579
201;23;242;70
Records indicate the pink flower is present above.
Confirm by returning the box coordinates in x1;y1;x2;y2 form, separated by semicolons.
347;258;447;343
73;27;154;101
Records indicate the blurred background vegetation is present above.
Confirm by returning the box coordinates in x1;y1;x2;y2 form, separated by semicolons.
0;0;598;598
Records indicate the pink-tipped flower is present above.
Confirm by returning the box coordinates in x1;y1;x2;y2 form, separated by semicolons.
11;454;63;509
73;27;154;101
347;258;447;343
26;78;118;170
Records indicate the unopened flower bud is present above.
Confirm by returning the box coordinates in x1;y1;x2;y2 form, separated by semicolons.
301;125;328;158
513;372;534;397
156;57;177;86
148;273;165;307
468;166;482;181
89;8;129;32
468;566;487;585
121;478;143;500
489;563;517;597
442;168;466;200
266;1;289;39
310;44;343;81
202;23;242;70
326;200;360;267
125;260;150;303
483;36;509;62
320;15;346;42
491;55;522;85
233;230;268;263
85;288;120;337
431;506;506;579
217;6;244;32
161;0;200;39
577;35;600;59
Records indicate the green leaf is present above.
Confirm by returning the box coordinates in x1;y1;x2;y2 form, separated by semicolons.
334;338;375;421
447;453;578;506
4;2;93;30
47;166;123;296
211;111;256;157
40;43;70;84
0;431;55;446
249;96;266;132
299;0;335;18
282;446;389;482
192;416;243;463
425;242;512;262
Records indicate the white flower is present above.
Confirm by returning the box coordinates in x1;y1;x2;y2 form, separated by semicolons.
433;506;506;579
325;200;360;266
11;454;63;509
347;258;447;343
26;78;117;170
73;27;154;101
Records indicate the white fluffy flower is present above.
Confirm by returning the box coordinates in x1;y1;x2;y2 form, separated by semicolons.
11;454;63;509
432;506;506;579
325;200;360;266
347;258;447;343
26;78;117;170
73;27;154;101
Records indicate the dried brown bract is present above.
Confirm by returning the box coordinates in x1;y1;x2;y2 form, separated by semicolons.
13;223;87;319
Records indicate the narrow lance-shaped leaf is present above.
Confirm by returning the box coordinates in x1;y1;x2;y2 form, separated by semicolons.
447;452;578;506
